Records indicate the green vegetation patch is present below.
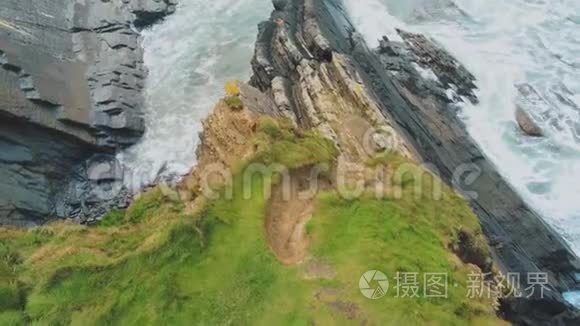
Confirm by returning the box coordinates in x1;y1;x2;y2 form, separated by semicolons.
307;190;498;325
224;96;244;111
254;117;338;169
0;121;501;325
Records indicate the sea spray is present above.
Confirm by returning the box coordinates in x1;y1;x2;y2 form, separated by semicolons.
119;0;271;191
344;0;580;256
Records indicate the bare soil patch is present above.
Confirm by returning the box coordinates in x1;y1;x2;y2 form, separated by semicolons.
265;168;328;265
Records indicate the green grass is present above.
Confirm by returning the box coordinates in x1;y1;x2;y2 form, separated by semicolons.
253;117;338;169
307;191;498;325
0;120;503;325
224;96;244;111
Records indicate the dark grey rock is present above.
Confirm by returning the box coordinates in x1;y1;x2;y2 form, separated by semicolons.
0;116;92;226
55;154;131;224
0;0;176;224
273;0;288;11
131;0;178;28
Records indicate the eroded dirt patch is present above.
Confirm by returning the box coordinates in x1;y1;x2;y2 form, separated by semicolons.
265;168;328;265
303;258;337;280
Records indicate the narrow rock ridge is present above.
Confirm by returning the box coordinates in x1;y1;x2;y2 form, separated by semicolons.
0;0;176;224
249;0;580;324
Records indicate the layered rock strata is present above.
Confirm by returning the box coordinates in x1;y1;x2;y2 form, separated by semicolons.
0;0;176;224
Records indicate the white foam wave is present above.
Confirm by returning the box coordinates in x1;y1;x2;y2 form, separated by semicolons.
345;0;580;254
118;0;271;191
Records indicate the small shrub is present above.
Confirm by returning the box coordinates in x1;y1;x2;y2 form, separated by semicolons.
224;80;244;111
225;96;244;111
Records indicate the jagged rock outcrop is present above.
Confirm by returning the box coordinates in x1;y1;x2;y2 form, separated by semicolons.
249;0;412;162
0;0;176;225
248;0;580;324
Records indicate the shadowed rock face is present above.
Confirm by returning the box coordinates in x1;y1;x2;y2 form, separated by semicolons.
0;116;92;226
0;0;176;224
250;0;580;323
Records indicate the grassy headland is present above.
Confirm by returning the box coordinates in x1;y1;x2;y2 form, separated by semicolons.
0;118;505;325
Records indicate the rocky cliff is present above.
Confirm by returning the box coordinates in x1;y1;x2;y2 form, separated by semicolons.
0;0;176;225
246;0;580;324
2;0;579;323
